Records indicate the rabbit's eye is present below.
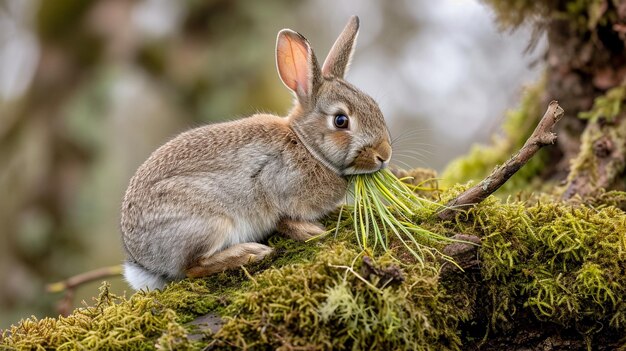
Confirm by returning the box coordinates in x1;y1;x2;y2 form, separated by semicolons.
334;114;350;129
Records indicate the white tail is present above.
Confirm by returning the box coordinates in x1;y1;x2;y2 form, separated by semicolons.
123;261;168;291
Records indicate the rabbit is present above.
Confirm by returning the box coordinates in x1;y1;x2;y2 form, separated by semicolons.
120;15;392;290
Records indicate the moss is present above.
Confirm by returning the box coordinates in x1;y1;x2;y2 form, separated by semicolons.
579;86;626;122
441;80;548;194
482;0;620;30
0;283;205;350
211;242;466;350
565;86;626;195
481;0;550;28
0;234;323;350
454;198;626;334
2;181;626;349
593;190;626;210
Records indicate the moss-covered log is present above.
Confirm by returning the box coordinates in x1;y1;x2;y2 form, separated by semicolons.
2;184;625;350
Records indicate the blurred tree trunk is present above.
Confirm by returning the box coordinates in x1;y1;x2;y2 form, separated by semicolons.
486;0;626;197
545;1;626;197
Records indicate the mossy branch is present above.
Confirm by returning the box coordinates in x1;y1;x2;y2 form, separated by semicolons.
438;101;564;221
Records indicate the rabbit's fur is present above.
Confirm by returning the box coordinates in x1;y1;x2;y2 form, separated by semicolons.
121;16;391;290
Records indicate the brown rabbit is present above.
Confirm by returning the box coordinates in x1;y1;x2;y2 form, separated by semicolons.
121;16;392;290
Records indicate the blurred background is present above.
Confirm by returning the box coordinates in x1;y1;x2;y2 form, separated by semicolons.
0;0;544;327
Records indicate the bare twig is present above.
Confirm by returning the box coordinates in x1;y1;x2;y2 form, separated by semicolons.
47;264;123;316
438;101;564;221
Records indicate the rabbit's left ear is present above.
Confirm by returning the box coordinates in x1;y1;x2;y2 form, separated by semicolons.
322;16;359;78
276;29;321;103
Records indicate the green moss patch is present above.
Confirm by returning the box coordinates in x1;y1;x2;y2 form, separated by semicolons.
0;284;202;350
210;242;465;350
579;86;626;122
458;197;626;333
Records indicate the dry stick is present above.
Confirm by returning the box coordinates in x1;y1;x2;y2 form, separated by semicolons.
47;264;123;316
438;101;564;221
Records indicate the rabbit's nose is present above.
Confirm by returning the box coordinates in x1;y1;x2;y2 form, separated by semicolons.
376;156;389;171
375;140;392;163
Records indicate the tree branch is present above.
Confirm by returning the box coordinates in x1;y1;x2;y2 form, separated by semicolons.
438;101;564;221
47;265;123;316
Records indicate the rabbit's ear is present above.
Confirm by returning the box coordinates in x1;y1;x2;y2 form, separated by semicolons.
322;16;359;78
276;29;321;103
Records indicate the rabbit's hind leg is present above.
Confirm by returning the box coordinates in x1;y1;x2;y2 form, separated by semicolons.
276;218;325;241
185;243;273;278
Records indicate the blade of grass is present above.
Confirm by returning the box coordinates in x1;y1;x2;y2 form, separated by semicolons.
342;168;460;266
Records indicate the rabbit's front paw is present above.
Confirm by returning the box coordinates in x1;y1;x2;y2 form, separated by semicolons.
276;218;325;241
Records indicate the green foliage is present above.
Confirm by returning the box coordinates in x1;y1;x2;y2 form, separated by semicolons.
37;0;94;40
441;80;547;194
579;86;626;122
